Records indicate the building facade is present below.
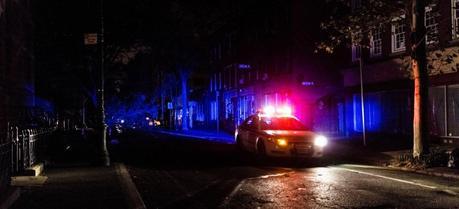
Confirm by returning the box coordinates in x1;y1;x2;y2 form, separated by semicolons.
0;0;36;134
340;0;459;142
205;0;341;135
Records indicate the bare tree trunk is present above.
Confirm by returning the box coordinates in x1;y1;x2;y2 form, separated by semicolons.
98;0;109;166
411;0;429;158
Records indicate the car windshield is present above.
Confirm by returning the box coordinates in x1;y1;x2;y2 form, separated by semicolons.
260;117;307;130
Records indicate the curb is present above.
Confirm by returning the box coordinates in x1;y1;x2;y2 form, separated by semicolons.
0;187;20;209
115;163;146;209
387;165;459;180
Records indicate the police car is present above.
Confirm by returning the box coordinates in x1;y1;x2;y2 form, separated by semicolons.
235;106;328;158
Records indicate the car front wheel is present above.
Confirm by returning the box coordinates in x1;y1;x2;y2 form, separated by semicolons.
257;140;267;157
236;136;244;151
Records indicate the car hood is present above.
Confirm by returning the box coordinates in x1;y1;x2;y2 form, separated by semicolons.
262;130;316;139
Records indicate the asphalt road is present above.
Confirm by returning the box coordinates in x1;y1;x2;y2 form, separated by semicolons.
112;131;459;209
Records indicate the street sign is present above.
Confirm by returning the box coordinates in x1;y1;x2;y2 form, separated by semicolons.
84;33;98;45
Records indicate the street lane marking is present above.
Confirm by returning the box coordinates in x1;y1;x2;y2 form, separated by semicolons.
115;163;147;209
334;167;458;196
219;179;246;208
340;164;398;170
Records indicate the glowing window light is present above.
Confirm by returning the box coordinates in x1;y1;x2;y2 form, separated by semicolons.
145;117;150;121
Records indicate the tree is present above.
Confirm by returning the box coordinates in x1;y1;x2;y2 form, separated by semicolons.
318;0;445;158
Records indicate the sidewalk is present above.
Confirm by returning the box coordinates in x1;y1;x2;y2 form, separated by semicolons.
8;165;129;209
150;128;234;144
5;131;144;209
381;147;459;180
333;143;459;179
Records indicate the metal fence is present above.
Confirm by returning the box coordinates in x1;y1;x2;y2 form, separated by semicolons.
0;124;56;194
0;138;11;195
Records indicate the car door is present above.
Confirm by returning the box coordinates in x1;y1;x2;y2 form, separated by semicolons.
246;116;259;152
238;117;253;148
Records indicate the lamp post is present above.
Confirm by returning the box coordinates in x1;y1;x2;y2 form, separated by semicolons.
98;0;110;166
359;45;366;146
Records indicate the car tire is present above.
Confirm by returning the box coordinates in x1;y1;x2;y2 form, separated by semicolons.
257;140;267;158
236;136;244;151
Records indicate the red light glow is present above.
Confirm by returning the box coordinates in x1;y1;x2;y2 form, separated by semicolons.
277;106;292;115
261;105;292;116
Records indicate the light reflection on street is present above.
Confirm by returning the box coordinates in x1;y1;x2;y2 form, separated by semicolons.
310;167;340;206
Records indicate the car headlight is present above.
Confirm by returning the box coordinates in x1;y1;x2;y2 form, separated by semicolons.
276;139;288;147
314;135;328;147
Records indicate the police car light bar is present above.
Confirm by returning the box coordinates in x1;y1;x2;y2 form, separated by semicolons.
261;105;292;116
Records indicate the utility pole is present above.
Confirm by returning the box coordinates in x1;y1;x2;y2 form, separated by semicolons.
359;45;366;146
98;0;110;166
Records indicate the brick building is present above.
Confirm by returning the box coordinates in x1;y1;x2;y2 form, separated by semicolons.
205;0;340;134
340;0;459;142
0;0;36;134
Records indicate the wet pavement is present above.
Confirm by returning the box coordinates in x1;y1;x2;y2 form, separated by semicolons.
114;131;459;209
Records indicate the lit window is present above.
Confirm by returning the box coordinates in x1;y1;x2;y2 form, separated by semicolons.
425;5;438;44
351;44;361;62
370;26;383;57
391;17;406;53
452;0;459;39
211;101;217;120
351;32;361;62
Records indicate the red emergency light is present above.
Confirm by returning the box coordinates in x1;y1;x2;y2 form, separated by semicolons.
261;105;293;116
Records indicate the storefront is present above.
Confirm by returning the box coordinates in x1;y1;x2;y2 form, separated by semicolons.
429;84;459;139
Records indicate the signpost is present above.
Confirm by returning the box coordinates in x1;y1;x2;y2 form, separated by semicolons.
84;33;98;45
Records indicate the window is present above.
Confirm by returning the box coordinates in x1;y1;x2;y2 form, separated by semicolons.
260;117;307;131
214;73;217;91
447;85;459;136
391;18;406;53
429;86;446;136
225;98;233;119
351;43;361;62
244;116;257;129
219;72;222;90
351;0;362;11
425;6;438;44
211;101;217;120
428;85;459;137
452;0;459;39
370;26;383;57
351;32;361;62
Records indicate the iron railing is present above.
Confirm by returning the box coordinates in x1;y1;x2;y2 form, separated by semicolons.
0;139;11;195
0;124;56;194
